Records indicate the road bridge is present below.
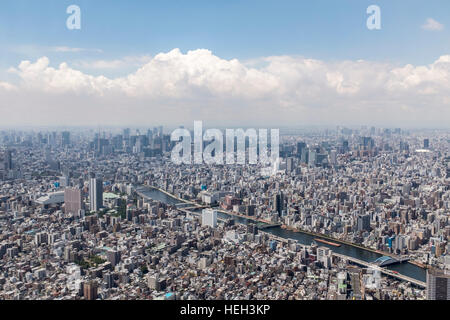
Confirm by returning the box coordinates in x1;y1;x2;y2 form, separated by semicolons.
373;255;410;267
332;253;425;288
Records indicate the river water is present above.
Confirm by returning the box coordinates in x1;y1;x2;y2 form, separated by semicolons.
137;186;426;283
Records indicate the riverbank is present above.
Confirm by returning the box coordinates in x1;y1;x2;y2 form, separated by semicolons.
137;185;427;280
147;186;198;206
281;224;427;267
144;186;281;226
282;225;392;257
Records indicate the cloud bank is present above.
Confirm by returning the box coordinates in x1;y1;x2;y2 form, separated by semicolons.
1;48;450;127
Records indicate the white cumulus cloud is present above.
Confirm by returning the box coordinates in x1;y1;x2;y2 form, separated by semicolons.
1;48;450;127
421;18;444;31
51;46;103;53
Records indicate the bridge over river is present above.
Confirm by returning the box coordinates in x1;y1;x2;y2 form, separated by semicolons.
332;253;426;288
260;233;425;288
135;185;427;286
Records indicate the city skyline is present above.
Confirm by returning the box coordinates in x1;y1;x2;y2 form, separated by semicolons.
0;126;448;301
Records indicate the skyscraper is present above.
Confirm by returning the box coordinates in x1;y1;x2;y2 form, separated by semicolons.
362;136;375;150
426;268;450;300
4;150;12;171
308;149;317;167
297;142;306;158
83;280;98;300
301;148;309;164
286;157;294;173
273;192;285;216
89;178;103;212
106;249;121;267
202;209;217;228
424;139;430;149
342;140;349;153
317;246;332;269
64;187;82;214
61;131;70;147
329;150;337;165
357;214;371;232
47;132;57;147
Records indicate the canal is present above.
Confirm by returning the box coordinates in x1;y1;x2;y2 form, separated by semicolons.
136;186;426;283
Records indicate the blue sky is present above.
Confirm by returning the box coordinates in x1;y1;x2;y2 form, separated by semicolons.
0;1;450;127
1;0;449;72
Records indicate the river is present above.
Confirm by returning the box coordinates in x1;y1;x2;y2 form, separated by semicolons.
136;186;426;283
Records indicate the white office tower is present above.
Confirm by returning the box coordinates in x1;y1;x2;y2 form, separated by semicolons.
317;246;332;269
273;157;281;173
202;209;217;228
363;268;381;290
89;178;103;212
66;264;82;292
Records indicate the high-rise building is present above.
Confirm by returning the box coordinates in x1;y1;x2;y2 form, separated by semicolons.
286;157;294;173
247;223;258;235
357;214;371;232
4;149;12;171
297;142;306;158
64;187;82;214
246;204;255;216
123;128;130;140
83;280;98;300
106;249;121;267
301;148;309;164
308;150;317;167
103;272;114;289
329;150;337;165
148;274;159;290
317;246;332;269
424;139;430;149
426;268;450;300
202;209;217;228
89;178;103;212
147;274;166;291
61;131;70;146
362;136;375;150
342;140;349;153
47;132;57;147
273;192;285;216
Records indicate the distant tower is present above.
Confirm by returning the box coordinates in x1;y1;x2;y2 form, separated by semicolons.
297;142;306;158
4;149;12;170
286;157;294;173
272;157;281;174
424;139;430;149
61;131;70;147
308;149;317;167
89;177;103;212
